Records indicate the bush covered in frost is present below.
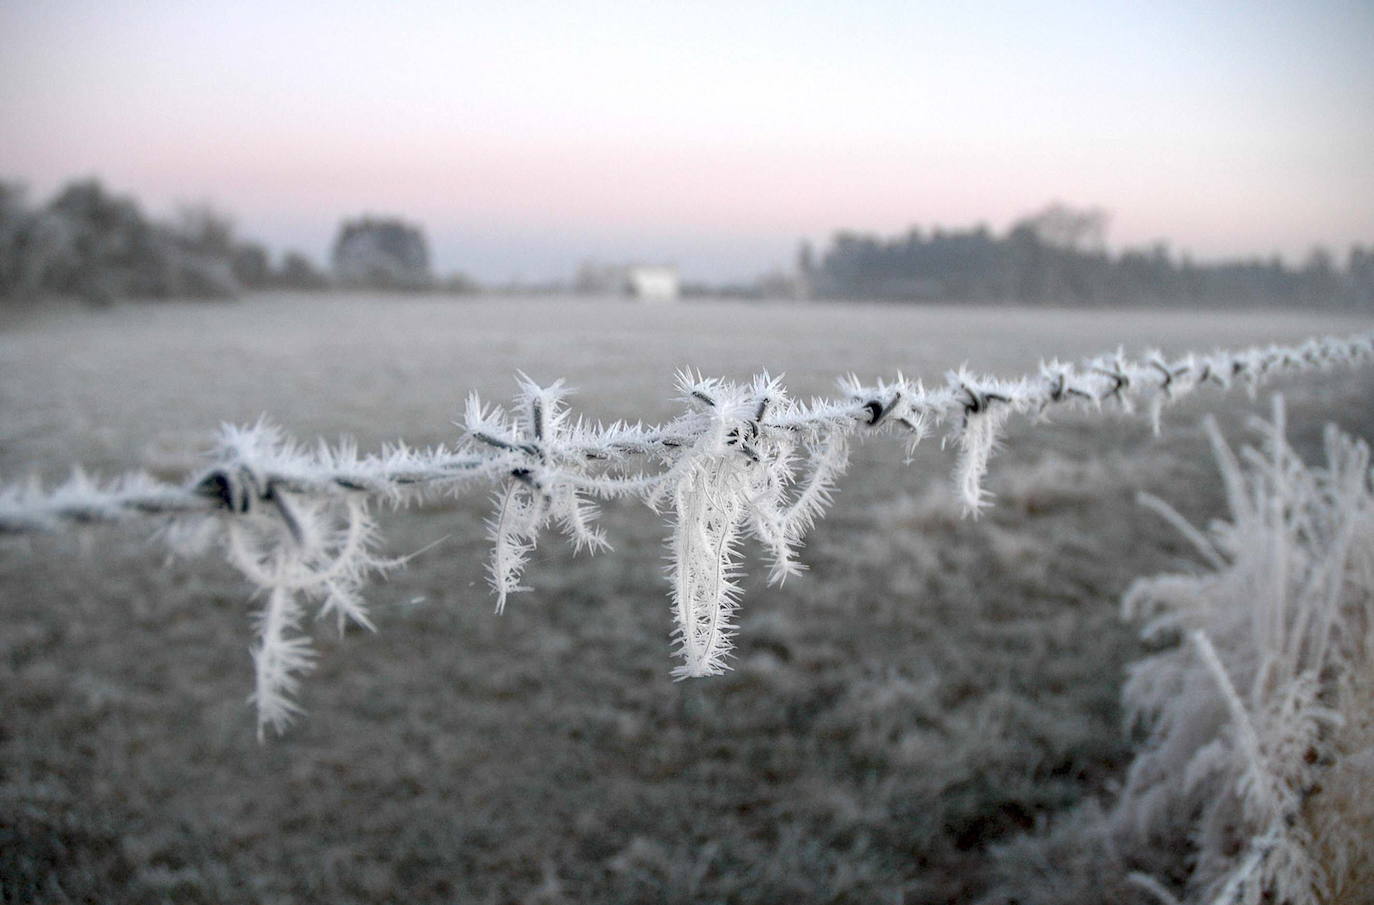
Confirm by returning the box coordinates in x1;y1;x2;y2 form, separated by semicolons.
984;398;1374;905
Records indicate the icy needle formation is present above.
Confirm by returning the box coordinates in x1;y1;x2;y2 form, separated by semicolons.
1;332;1371;733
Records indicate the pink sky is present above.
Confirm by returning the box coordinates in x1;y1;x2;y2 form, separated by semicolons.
3;1;1372;280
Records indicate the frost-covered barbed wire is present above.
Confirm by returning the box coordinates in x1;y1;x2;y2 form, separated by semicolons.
2;331;1372;735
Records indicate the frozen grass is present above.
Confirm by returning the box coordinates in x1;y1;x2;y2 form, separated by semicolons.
1117;399;1374;904
979;402;1374;905
1;294;1371;903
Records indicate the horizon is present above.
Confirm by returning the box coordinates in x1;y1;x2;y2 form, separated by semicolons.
3;1;1372;282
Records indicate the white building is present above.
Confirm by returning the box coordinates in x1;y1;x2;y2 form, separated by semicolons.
626;265;680;303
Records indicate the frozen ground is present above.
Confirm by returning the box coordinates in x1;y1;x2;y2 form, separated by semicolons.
1;294;1371;903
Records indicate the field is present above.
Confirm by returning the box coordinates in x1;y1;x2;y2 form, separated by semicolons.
2;294;1371;904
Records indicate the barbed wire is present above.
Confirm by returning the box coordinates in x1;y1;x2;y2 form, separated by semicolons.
4;331;1370;535
2;330;1372;735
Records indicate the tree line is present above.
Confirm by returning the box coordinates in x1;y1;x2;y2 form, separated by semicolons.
807;203;1374;308
0;179;333;304
0;179;461;306
5;182;1370;308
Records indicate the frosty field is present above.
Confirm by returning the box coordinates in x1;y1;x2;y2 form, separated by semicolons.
2;294;1371;904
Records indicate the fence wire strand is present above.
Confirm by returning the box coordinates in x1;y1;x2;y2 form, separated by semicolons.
2;330;1371;734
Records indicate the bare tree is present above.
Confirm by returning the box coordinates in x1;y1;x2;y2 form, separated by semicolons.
1014;202;1110;253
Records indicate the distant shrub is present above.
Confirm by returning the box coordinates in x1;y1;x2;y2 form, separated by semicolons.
230;242;271;289
331;216;431;291
39;181;239;302
275;250;331;291
436;271;479;295
0;180;246;304
0;182;69;298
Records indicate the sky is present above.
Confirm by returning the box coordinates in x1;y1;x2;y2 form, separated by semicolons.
2;1;1372;282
